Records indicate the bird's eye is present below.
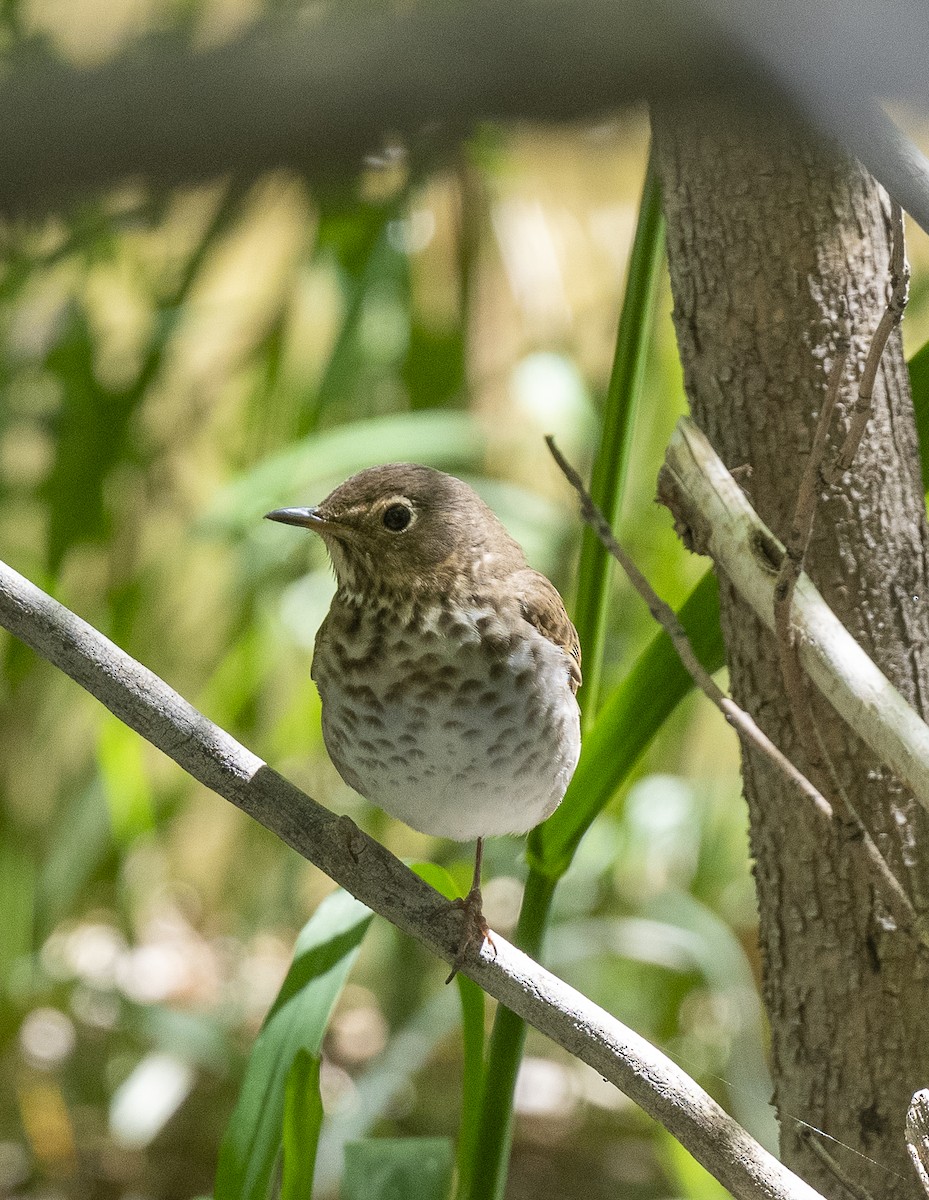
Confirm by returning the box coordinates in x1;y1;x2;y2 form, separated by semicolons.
382;503;413;532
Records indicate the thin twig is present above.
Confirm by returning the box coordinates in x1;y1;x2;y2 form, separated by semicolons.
555;428;919;932
810;725;919;933
0;554;827;1200
828;198;909;479
661;417;929;820
771;203;915;930
660;418;929;947
773;342;848;772
546;434;833;822
800;1128;877;1200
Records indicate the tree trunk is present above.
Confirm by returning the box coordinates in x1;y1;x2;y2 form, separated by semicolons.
652;107;929;1199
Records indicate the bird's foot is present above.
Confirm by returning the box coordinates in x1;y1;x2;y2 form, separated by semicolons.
445;887;494;984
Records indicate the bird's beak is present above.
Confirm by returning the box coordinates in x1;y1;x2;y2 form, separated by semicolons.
264;506;330;531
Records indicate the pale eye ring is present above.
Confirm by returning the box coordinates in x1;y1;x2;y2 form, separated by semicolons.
382;502;413;532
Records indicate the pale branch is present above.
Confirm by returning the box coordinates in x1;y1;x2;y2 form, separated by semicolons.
698;0;929;237
546;435;833;821
1;1;929;242
770;203;912;917
547;436;918;934
660;417;929;838
907;1090;929;1198
0;1;746;215
0;555;823;1200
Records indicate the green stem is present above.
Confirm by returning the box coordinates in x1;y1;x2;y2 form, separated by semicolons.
573;154;665;725
465;869;555;1200
461;145;667;1200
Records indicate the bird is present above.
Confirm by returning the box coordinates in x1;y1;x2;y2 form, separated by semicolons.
266;463;581;979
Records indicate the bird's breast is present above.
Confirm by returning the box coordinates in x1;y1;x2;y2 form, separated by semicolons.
312;600;581;841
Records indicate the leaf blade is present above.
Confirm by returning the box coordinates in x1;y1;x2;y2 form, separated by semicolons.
214;889;373;1200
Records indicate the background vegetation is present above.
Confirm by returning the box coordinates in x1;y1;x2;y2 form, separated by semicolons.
3;3;929;1199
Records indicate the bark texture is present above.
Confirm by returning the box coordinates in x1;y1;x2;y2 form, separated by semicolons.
653;108;929;1199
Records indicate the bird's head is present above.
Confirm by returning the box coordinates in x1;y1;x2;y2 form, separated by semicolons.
265;463;525;599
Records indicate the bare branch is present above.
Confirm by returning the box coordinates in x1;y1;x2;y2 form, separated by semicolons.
548;435;918;932
660;418;929;867
768;201;914;927
0;1;928;244
809;723;919;931
546;435;833;821
0;554;824;1200
0;2;745;216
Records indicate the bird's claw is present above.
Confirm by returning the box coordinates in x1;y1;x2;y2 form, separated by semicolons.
445;887;494;984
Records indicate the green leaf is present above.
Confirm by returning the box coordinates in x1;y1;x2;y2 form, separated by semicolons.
297;191;408;436
35;780;111;938
41;305;142;574
343;1138;454;1200
529;570;723;877
659;1130;733;1200
411;863;485;1200
214;889;373;1200
573;154;665;722
97;714;155;844
0;826;34;1020
403;320;465;412
281;1050;324;1200
907;340;929;493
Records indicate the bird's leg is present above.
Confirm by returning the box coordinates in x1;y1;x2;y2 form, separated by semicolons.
445;837;494;984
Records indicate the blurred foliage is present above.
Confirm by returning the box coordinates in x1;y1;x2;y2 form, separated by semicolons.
4;3;929;1200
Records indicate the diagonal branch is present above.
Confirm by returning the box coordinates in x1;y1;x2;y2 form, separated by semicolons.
659;417;929;845
0;554;823;1200
546;435;833;820
548;435;918;932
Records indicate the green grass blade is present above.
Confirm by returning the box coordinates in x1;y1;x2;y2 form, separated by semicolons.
411;862;485;1200
464;871;554;1200
530;570;723;878
214;889;373;1200
464;153;684;1200
280;1050;324;1200
907;340;929;492
97;714;155;844
466;574;723;1200
573;154;665;723
0;828;35;1037
35;780;111;939
298;194;405;437
343;1138;454;1200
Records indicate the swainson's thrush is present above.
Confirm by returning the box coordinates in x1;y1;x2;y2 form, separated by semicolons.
266;464;581;976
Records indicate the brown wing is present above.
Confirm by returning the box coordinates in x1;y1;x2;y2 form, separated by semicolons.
514;569;582;694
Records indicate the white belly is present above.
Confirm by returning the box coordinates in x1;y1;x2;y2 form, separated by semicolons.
313;605;581;841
